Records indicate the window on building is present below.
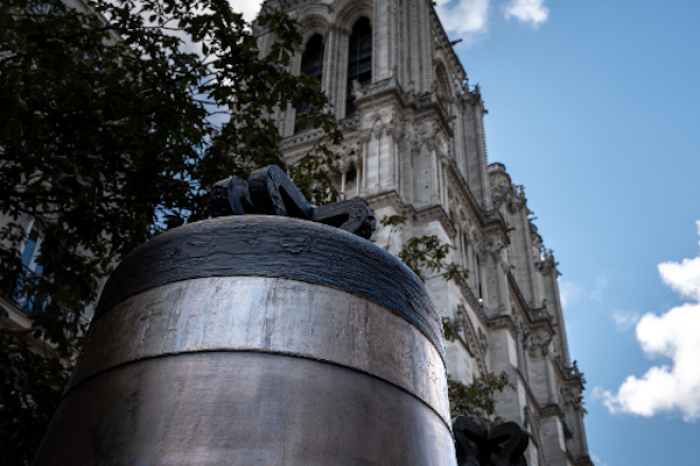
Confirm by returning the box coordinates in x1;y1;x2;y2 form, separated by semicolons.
435;64;451;97
295;34;324;134
476;256;483;303
342;161;358;197
346;17;372;117
11;224;47;316
461;233;469;268
346;163;357;183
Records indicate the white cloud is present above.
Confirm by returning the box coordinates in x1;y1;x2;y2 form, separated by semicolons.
590;453;608;466
558;279;582;308
227;0;262;23
503;0;549;27
599;221;700;421
658;222;700;302
589;275;608;302
612;310;641;331
436;0;490;40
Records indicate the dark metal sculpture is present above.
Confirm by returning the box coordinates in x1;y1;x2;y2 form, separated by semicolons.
453;416;530;466
210;176;253;216
33;165;529;466
209;165;376;239
33;173;454;465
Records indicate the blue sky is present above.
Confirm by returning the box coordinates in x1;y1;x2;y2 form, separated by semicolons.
232;0;700;463
435;0;700;464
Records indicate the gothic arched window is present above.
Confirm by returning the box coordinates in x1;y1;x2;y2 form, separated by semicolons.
435;64;451;98
295;34;324;133
346;17;372;117
301;34;324;84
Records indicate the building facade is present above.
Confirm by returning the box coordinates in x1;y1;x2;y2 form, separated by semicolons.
257;0;593;464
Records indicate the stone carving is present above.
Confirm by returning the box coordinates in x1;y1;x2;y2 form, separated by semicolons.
278;127;325;149
511;311;522;331
560;385;584;410
539;248;559;277
525;328;552;357
210;165;376;239
491;183;526;214
477;234;506;259
478;328;489;353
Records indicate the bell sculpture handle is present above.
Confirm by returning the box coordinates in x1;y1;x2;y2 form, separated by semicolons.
210;165;376;239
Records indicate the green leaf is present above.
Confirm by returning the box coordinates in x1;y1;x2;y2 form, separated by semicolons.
0;0;342;461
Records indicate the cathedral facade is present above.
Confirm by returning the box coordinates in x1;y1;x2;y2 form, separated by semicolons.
257;0;593;464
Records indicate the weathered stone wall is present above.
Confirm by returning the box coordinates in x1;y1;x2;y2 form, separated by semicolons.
261;0;593;464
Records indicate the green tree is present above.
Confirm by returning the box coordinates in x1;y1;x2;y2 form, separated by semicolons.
379;215;513;427
447;371;513;427
380;215;469;284
0;0;340;462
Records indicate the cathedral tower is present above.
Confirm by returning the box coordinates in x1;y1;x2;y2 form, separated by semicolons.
257;0;593;464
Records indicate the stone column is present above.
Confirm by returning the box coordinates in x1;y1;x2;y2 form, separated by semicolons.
374;0;391;81
525;328;556;406
328;26;351;118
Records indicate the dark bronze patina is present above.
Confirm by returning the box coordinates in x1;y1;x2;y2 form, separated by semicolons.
209;165;376;239
453;416;530;466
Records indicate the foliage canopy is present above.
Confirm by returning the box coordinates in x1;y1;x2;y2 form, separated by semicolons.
0;0;340;462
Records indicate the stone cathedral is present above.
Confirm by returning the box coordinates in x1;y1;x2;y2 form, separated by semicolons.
256;0;594;465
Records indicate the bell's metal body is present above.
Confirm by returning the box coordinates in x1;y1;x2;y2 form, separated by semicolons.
34;216;456;466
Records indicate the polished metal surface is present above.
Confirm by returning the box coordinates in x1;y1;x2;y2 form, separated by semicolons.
37;352;457;466
37;215;457;466
69;277;449;424
94;216;446;361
